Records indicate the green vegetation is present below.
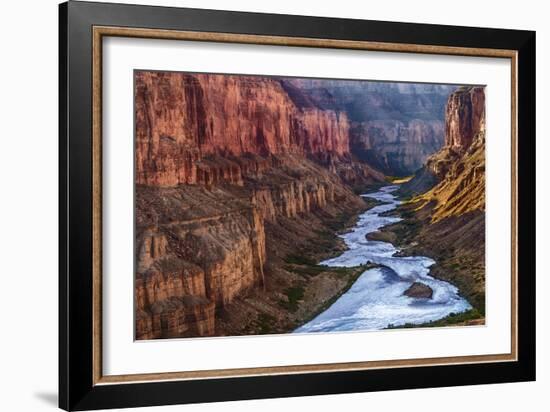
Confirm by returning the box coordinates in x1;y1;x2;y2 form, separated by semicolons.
433;261;486;315
361;196;383;210
298;263;377;325
284;254;317;266
352;182;386;195
325;211;354;232
279;285;305;312
280;254;380;316
386;308;484;329
379;208;422;245
256;313;276;334
285;262;364;278
285;264;327;277
320;268;362;305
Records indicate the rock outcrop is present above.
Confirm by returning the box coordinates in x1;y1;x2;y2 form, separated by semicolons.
404;282;433;299
135;186;267;339
135;156;366;339
445;86;486;150
350;119;445;175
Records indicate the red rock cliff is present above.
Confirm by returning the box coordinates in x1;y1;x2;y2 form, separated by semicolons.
135;72;351;186
135;186;267;339
444;86;485;150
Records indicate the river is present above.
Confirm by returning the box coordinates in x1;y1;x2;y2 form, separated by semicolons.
294;185;471;333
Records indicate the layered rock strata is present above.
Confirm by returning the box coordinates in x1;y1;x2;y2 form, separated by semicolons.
135;156;366;339
349;119;445;175
135;72;372;187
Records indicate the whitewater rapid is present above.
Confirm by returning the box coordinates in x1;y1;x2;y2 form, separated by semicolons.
295;185;471;333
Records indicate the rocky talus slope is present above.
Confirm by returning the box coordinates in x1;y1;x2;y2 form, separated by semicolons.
135;72;384;339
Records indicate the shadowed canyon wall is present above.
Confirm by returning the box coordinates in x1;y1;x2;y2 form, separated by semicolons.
283;79;456;176
134;71;466;338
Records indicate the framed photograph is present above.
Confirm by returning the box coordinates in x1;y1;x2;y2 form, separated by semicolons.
59;1;535;410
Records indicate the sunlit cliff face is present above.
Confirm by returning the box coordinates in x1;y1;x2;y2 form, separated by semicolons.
135;71;353;187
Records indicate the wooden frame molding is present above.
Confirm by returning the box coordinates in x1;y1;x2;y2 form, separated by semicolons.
91;25;519;386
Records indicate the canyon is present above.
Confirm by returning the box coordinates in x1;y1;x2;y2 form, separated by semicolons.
134;72;485;339
135;72;384;339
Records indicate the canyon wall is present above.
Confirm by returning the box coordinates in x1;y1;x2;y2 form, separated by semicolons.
134;72;476;338
349;119;444;175
135;72;356;187
135;186;266;339
445;86;486;149
135;157;364;339
283;79;455;176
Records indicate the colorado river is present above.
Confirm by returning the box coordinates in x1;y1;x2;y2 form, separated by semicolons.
295;185;471;333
